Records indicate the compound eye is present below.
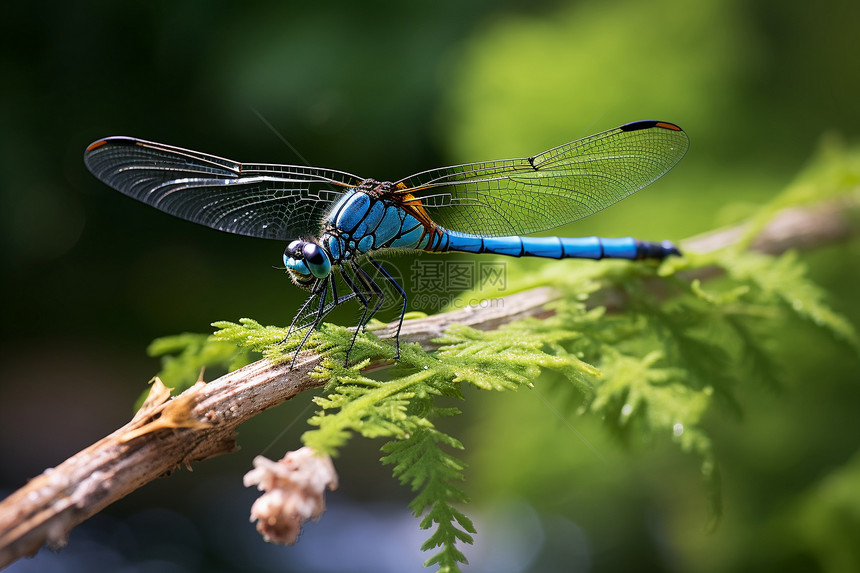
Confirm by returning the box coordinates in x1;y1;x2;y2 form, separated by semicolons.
286;240;303;257
301;243;331;278
302;243;324;264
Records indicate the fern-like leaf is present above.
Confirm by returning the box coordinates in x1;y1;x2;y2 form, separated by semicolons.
381;427;475;573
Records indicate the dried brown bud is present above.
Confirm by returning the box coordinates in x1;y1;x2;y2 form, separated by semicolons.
243;447;338;545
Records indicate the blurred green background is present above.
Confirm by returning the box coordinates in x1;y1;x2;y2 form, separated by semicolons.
2;0;859;571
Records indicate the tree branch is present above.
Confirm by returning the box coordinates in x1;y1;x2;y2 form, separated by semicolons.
1;196;857;568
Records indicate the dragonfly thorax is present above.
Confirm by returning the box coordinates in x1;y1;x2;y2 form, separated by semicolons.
356;178;395;196
283;239;332;289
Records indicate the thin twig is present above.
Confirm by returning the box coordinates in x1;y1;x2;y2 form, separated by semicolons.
0;196;857;568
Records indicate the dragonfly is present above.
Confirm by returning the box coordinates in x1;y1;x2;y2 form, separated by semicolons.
84;120;688;365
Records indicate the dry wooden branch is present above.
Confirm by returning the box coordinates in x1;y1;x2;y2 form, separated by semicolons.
0;287;558;568
0;196;857;568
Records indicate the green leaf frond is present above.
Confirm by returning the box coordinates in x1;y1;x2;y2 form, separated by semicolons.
381;427;476;572
146;332;255;398
723;250;859;351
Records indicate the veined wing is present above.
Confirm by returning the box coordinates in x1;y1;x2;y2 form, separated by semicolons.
394;121;689;237
84;137;363;241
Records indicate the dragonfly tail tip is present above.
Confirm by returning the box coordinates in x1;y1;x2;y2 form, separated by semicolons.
636;239;682;259
662;240;682;257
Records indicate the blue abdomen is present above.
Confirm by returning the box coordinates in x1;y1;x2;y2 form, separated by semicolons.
437;230;660;260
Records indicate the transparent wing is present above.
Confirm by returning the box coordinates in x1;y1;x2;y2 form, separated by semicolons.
84;136;363;241
394;121;689;237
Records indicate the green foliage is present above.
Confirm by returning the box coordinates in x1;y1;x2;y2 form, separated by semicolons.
204;249;853;569
442;0;751;163
151;149;860;571
143;332;256;406
382;428;475;571
786;450;860;572
210;306;602;571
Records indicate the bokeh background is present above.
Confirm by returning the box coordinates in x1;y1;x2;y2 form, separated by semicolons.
2;0;860;571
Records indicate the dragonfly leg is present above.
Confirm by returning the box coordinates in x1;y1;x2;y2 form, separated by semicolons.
339;264;376;365
286;275;361;368
287;279;330;368
285;281;324;341
352;262;387;329
367;255;407;360
319;271;358;315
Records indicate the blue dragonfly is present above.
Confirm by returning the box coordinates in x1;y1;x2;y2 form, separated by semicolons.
84;120;688;365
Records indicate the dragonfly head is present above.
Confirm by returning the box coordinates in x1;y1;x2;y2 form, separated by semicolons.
284;239;332;287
